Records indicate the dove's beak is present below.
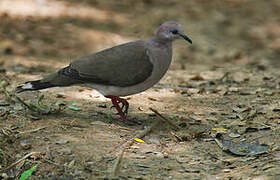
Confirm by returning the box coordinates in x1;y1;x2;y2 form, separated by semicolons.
178;33;192;44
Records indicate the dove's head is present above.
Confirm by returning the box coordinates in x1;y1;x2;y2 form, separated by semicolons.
155;21;192;44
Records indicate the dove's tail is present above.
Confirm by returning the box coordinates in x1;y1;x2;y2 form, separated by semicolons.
16;66;84;93
16;80;56;93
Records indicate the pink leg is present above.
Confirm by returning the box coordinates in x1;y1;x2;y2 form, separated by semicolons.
105;95;129;121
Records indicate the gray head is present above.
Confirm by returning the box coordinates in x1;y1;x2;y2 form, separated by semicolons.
155;21;192;44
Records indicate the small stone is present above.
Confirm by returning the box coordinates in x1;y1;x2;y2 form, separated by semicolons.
138;106;144;111
1;173;8;179
237;127;247;134
176;156;190;163
74;169;83;176
90;121;107;126
59;147;72;155
20;139;32;150
231;72;249;82
134;155;146;159
15;154;21;158
190;75;204;81
188;88;200;94
228;132;241;138
229;87;239;92
13;104;24;111
223;169;231;173
68;159;75;168
163;152;169;158
154;152;164;158
56;94;66;98
55;138;69;144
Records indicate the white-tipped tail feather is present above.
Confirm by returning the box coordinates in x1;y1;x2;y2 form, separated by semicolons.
16;80;56;93
20;82;33;90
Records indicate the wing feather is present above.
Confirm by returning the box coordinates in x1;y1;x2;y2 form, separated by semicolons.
60;41;153;87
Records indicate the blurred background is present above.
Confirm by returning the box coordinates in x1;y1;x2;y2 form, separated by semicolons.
1;1;280;179
0;0;279;77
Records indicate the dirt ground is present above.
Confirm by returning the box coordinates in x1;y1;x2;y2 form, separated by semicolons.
0;0;280;179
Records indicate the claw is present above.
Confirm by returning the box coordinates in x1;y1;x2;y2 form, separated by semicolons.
105;95;130;121
119;101;129;113
123;101;129;115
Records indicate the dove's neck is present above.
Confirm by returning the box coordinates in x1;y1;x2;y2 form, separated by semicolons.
150;36;172;49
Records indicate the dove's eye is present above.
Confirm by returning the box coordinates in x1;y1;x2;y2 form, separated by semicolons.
170;29;178;34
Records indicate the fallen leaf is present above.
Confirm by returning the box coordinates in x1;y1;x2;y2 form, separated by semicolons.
134;138;145;143
212;128;227;132
215;135;269;156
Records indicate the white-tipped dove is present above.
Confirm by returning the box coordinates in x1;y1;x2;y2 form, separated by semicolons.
17;21;192;120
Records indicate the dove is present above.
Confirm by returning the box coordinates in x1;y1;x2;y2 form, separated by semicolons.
17;21;192;121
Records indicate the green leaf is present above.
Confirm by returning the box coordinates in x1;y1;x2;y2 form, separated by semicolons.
19;165;38;180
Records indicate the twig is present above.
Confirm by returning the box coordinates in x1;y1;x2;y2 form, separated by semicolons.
149;108;180;130
219;72;230;82
1;82;60;114
170;131;183;142
42;157;63;167
0;152;40;173
14;95;34;110
110;118;160;177
214;138;225;150
16;126;47;135
1;86;35;111
111;108;181;177
14;95;46;113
